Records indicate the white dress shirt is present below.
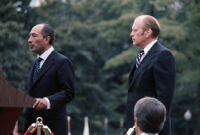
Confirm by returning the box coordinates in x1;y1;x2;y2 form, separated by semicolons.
140;39;157;62
38;46;54;68
37;46;54;109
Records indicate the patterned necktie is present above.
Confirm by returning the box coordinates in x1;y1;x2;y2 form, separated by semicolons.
32;57;42;82
136;50;144;68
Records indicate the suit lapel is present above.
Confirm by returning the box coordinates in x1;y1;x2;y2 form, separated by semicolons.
27;60;36;91
30;51;56;89
129;42;159;90
128;63;136;88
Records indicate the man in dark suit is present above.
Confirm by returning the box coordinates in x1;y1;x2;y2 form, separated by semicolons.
23;23;75;135
125;15;176;135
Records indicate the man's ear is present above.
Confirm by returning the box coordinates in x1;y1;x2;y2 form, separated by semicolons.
134;117;138;127
134;117;139;135
45;36;51;44
144;28;152;38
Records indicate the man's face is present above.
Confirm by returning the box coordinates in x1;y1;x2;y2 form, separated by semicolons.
28;24;48;55
130;18;146;48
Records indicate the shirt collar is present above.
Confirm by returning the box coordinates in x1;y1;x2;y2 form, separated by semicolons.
143;39;157;55
38;46;54;60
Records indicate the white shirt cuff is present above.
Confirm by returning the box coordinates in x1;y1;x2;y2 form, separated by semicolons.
43;97;51;109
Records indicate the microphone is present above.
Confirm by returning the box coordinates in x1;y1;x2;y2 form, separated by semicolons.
125;126;135;135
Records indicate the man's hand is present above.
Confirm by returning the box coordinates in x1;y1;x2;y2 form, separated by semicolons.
33;98;47;110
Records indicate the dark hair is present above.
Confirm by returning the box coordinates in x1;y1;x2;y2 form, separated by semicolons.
140;15;160;38
134;97;166;133
41;24;55;45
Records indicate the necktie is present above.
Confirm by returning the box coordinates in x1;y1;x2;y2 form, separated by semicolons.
32;57;42;82
136;50;144;68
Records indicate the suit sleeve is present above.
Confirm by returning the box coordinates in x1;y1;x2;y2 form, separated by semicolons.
153;50;176;113
47;58;75;109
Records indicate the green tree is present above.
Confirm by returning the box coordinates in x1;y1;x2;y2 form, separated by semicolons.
0;0;34;89
1;0;200;134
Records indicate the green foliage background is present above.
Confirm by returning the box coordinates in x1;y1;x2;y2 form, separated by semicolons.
0;0;199;134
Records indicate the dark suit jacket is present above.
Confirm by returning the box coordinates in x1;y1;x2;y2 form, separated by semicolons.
125;42;175;135
24;50;75;135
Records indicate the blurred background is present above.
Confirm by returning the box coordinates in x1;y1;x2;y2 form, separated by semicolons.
0;0;199;134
